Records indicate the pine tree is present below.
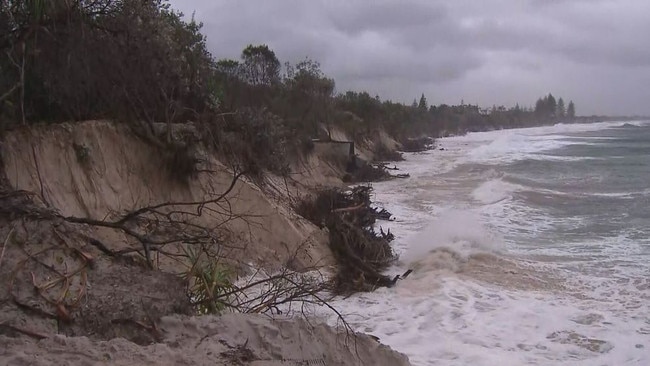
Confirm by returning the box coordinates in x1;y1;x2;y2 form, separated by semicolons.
557;98;566;118
567;101;576;119
547;93;557;117
418;93;428;110
535;98;544;116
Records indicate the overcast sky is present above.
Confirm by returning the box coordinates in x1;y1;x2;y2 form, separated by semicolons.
170;0;650;116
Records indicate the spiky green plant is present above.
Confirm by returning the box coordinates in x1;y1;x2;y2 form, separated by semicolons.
181;246;234;314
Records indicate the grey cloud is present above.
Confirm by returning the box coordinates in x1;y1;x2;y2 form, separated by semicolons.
171;0;650;115
557;40;650;68
327;1;447;34
332;49;481;83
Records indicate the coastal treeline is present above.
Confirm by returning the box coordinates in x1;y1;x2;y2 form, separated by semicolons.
534;94;575;121
1;0;577;169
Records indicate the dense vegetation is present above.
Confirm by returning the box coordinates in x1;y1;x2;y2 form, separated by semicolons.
1;0;578;173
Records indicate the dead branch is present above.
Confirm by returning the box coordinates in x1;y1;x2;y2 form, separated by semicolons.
295;186;399;293
0;82;21;103
392;173;410;179
86;238;116;257
115;169;246;224
331;203;364;213
0;227;13;271
376;163;399;171
0;166;361;337
0;323;49;340
13;298;58;320
55;168;247;267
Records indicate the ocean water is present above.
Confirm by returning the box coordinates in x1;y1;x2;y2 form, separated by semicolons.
330;121;650;365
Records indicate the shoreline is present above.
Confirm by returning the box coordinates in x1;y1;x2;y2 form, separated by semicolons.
321;120;650;365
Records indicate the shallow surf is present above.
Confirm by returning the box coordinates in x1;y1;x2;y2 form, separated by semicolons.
326;120;650;365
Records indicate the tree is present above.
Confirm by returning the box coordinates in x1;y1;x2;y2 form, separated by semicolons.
240;44;280;86
284;58;335;135
546;93;557;118
214;59;243;109
0;0;217;128
557;98;566;118
567;100;576;119
535;98;545;117
216;59;240;77
418;93;428;111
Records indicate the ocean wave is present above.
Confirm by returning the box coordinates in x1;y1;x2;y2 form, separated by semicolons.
399;209;503;266
533;187;647;200
528;154;604;162
461;134;591;165
446;121;632;144
443;121;642;166
471;178;523;204
617;121;649;128
589;191;641;199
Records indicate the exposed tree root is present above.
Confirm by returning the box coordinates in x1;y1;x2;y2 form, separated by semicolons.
296;186;405;294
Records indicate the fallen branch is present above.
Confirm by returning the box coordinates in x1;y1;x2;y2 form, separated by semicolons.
0;227;13;271
12;298;58;320
56;169;247;267
87;238;116;257
332;203;365;213
392;173;410;179
115;169;246;224
375;163;399;171
388;269;414;287
373;208;392;221
0;323;49;340
296;186;398;293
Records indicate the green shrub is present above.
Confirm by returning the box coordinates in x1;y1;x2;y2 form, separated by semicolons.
181;246;234;315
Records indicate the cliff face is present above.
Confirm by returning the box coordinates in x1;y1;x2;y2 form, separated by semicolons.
0;121;331;271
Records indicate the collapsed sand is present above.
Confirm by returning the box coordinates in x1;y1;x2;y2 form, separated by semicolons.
0;313;410;366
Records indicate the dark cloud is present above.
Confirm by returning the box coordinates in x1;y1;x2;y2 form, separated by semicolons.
327;2;447;34
171;0;650;115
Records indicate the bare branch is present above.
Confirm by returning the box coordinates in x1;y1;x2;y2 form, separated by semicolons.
0;82;20;103
115;169;246;224
0;227;14;271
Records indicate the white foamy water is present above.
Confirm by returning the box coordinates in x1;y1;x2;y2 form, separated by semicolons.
324;121;650;365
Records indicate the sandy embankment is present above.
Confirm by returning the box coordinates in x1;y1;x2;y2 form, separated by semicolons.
0;121;410;365
0;314;409;365
0;121;334;270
